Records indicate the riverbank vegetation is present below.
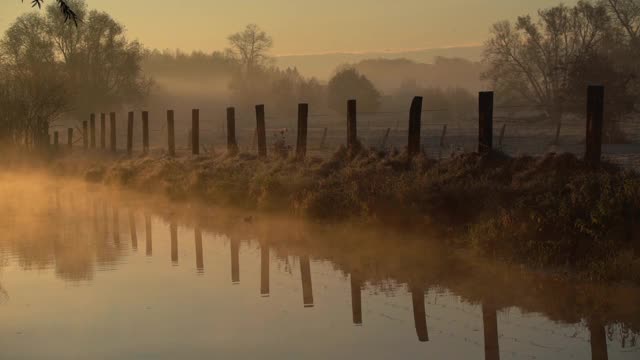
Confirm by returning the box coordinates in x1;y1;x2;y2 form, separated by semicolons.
47;147;640;283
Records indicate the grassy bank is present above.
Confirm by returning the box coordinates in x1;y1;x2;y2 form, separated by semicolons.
53;147;640;283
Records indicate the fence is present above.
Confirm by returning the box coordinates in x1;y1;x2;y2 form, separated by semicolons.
52;86;640;170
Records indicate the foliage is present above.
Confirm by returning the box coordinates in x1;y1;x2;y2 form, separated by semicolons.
0;0;149;145
327;67;381;114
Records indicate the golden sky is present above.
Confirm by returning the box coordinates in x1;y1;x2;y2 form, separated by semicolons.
0;0;578;55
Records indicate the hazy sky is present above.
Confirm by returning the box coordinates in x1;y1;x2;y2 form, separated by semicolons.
0;0;578;55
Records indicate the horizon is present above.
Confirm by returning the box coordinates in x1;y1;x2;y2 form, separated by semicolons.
0;0;577;56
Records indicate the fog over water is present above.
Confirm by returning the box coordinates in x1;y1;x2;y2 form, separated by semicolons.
0;172;638;359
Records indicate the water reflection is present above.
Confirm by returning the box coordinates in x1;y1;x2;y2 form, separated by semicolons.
261;244;270;296
0;174;639;360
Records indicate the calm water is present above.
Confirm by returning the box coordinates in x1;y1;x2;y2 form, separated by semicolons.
0;173;638;360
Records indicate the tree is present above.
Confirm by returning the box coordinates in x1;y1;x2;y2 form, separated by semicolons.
226;24;273;74
0;0;148;146
482;1;611;124
327;67;381;114
0;13;68;146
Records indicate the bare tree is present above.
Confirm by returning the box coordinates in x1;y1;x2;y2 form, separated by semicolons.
483;1;611;124
606;0;640;43
226;24;273;74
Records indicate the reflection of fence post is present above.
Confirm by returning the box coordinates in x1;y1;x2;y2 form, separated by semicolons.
440;124;448;147
100;113;106;149
296;103;308;159
300;256;314;307
261;244;270;296
482;303;500;360
195;227;204;273
226;107;238;154
127;111;134;156
408;96;423;157
479;92;494;154
112;207;120;246
347;100;358;149
129;210;138;250
411;286;428;342
68;128;73;150
351;274;363;325
589;317;608;360
231;238;240;284
144;214;152;256
83;121;89;150
256;105;267;157
142;111;149;155
192;109;200;155
170;222;178;264
90;113;96;148
586;85;604;166
167;110;175;156
110;112;117;153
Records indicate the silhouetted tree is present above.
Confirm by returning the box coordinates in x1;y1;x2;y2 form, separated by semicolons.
327;67;381;114
483;1;611;124
226;24;273;74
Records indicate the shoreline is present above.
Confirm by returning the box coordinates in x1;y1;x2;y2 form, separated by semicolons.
25;147;640;284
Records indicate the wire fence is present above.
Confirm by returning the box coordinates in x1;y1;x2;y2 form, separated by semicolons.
55;103;640;171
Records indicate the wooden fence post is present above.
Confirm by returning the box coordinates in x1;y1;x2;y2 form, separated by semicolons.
142;111;149;155
100;113;106;149
256;104;267;157
296;103;308;159
167;110;175;156
82;121;88;150
320;127;328;150
192;109;200;155
54;131;59;150
586;85;604;166
479;91;494;154
67;128;73;149
127;111;134;156
440;125;448;147
381;128;391;149
347;99;358;149
90;113;96;148
498;124;507;148
408;96;423;157
226;107;238;154
109;112;117;153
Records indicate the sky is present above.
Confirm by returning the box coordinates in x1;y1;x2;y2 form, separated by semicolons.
0;0;579;56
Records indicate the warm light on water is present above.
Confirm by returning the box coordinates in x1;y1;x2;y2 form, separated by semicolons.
0;172;638;359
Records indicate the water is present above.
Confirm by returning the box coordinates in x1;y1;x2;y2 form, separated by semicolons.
0;173;638;360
